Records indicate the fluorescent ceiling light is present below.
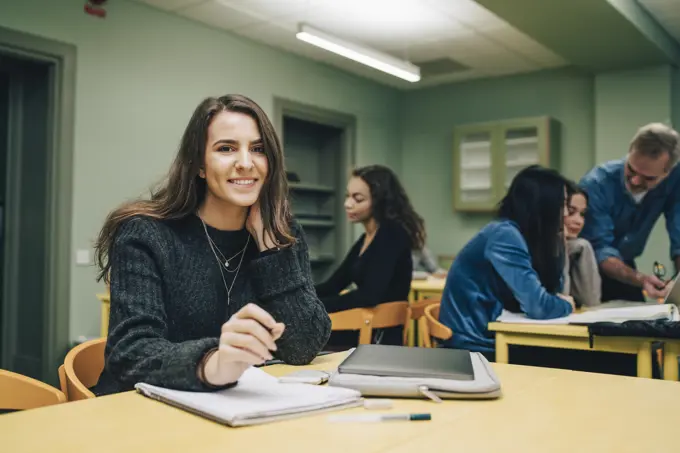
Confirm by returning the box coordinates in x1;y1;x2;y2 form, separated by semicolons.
296;23;421;83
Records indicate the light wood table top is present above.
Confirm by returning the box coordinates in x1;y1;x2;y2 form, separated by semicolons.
1;352;678;453
488;321;590;336
410;278;446;292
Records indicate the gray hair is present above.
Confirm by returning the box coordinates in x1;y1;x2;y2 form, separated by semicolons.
629;122;680;168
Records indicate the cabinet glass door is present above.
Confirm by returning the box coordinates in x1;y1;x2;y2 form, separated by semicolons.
459;131;494;203
503;126;540;189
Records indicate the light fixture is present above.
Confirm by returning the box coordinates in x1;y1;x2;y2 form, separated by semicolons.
296;23;421;83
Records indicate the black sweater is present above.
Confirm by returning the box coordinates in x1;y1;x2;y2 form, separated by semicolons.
315;221;413;313
93;214;331;396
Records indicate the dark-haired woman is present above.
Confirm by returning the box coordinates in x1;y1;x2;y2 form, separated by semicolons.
562;185;601;307
315;165;425;346
438;166;575;356
92;94;331;395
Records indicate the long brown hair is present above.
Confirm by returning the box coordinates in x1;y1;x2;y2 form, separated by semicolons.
353;165;426;250
94;94;294;283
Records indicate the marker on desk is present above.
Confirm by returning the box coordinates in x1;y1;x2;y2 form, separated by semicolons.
328;413;431;423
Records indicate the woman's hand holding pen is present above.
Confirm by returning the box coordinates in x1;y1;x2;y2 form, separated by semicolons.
202;303;285;386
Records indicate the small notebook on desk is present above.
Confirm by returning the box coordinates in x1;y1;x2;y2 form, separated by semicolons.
135;367;362;427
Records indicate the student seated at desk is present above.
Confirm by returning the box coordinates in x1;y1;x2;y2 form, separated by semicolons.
91;95;331;395
412;245;448;279
315;165;425;346
562;185;601;307
439;166;575;357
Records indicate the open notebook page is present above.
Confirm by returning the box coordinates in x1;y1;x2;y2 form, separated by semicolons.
497;302;679;325
135;366;362;427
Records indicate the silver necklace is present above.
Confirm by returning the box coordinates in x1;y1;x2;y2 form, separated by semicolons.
203;231;249;272
199;217;250;305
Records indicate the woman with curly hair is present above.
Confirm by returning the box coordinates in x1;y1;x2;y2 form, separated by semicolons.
315;165;425;346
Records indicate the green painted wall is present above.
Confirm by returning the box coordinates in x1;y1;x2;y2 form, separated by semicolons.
400;68;595;259
2;0;679;340
594;65;674;275
673;67;680;132
0;0;401;340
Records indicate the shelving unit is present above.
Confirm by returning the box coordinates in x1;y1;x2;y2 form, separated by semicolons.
276;99;356;282
452;116;560;212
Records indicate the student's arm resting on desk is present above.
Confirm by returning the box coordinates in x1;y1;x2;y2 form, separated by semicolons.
106;220;228;392
248;222;331;365
419;246;445;274
321;223;409;313
580;180;643;287
485;224;572;319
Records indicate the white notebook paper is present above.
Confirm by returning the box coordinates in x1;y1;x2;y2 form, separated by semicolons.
497;302;679;325
135;367;362;427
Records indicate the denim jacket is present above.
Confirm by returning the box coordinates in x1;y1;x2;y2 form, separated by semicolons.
579;159;680;264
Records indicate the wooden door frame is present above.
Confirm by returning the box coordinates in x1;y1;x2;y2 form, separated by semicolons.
0;26;75;384
273;97;357;278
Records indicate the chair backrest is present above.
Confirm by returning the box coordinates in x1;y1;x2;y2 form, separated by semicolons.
409;299;440;347
329;301;411;345
371;301;411;345
424;303;452;347
62;337;106;401
0;369;66;410
409;299;440;320
329;307;373;344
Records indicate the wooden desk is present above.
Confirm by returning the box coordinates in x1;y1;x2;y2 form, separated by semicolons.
487;321;680;380
2;353;678;452
663;339;680;381
408;278;446;303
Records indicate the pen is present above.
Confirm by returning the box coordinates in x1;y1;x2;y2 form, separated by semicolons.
328;413;431;423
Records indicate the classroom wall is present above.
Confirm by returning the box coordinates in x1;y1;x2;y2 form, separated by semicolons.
594;65;674;274
401;63;678;277
673;66;680;132
0;0;401;340
399;68;595;258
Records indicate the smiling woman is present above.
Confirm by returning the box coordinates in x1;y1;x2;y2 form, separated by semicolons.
91;94;331;396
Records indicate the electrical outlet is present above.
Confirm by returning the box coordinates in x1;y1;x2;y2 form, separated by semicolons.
76;249;91;265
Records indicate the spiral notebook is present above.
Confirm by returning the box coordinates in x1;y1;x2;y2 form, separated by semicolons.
135;367;362;427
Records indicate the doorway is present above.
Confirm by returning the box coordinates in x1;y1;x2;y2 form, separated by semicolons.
0;27;75;385
274;98;357;283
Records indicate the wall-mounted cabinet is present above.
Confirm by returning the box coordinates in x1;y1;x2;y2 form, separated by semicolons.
275;99;356;282
452;116;560;212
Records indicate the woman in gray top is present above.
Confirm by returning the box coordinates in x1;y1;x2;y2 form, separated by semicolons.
92;95;331;395
563;185;601;307
412;246;448;278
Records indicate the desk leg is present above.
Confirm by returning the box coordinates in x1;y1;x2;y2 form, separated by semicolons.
495;333;509;363
663;344;679;381
636;341;653;379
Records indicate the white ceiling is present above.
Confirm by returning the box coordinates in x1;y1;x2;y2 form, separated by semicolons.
638;0;680;44
136;0;569;89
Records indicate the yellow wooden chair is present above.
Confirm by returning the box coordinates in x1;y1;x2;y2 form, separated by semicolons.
329;301;411;346
59;337;106;401
423;303;452;347
406;298;440;347
0;369;66;410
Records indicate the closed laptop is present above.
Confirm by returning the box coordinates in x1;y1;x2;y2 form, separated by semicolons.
338;344;474;381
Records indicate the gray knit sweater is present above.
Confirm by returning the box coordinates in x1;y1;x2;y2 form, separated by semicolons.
93;214;331;396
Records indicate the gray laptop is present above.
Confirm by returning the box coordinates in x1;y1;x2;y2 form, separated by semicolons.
337;344;474;381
